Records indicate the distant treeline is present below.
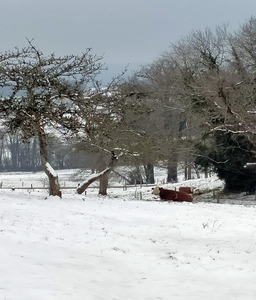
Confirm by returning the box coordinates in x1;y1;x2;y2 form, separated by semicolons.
0;133;95;172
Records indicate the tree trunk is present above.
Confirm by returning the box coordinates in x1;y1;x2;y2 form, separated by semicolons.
98;155;109;195
43;162;62;197
144;163;155;184
0;133;5;170
205;167;209;178
99;172;108;195
31;137;38;170
8;135;19;171
184;154;192;180
37;125;61;197
167;154;178;183
77;152;118;195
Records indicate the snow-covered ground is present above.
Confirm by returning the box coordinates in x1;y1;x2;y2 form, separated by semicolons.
0;169;256;299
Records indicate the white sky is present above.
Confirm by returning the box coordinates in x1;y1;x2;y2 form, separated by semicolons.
1;0;256;82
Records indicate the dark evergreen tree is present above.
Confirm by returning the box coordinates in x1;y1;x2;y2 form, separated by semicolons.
195;132;256;193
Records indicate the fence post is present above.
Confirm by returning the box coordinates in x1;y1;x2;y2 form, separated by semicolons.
213;190;220;203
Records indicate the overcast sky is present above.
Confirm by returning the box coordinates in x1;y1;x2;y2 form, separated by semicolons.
1;0;256;82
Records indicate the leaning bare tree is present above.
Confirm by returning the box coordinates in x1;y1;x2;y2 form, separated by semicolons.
69;85;150;194
0;40;104;197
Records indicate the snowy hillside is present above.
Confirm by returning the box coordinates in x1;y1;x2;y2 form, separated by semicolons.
0;170;256;299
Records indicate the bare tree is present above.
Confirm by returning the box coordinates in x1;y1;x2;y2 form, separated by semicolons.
126;56;196;182
70;84;157;194
0;41;104;196
167;19;256;190
120;18;256;191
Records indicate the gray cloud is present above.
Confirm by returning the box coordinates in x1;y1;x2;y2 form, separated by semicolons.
1;0;256;82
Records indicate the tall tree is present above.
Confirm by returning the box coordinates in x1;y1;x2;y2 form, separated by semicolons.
126;57;194;182
0;41;104;196
71;84;156;194
168;19;256;191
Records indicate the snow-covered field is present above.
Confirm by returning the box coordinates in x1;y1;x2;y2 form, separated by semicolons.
0;169;256;300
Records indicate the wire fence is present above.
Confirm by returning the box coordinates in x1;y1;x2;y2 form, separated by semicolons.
0;182;156;190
